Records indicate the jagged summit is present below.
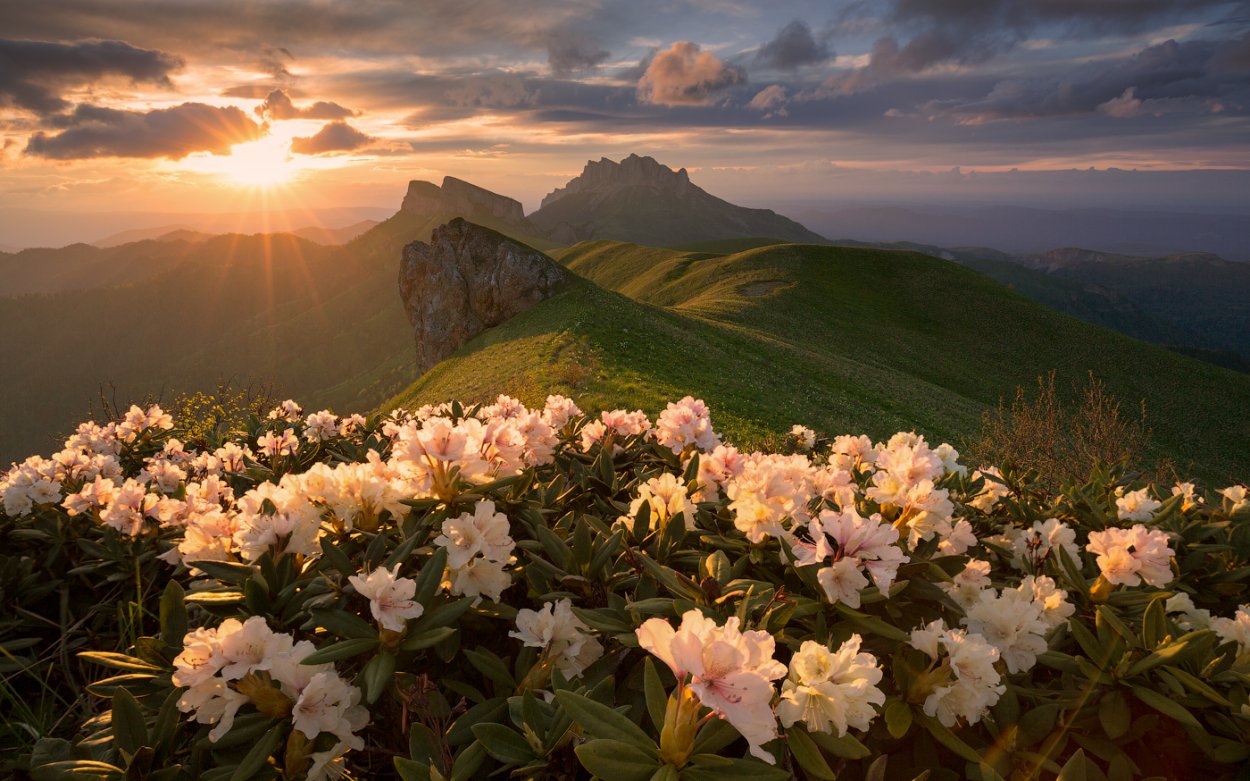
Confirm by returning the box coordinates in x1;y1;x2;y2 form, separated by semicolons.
539;154;692;209
401;176;526;225
529;153;828;246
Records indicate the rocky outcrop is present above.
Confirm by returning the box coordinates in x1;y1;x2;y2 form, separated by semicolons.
539;153;692;209
401;176;526;225
399;218;566;373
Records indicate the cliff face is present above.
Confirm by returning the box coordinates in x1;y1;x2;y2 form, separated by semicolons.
401;176;526;225
398;218;566;374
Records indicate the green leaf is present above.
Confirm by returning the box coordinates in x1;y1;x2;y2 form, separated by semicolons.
786;726;836;780
183;590;244;605
465;647;516;690
77;652;163;674
682;756;792;781
402;626;458;651
1141;597;1166;648
31;760;124;780
299;637;379;665
414;547;449;605
159;580;188;648
884;699;913;740
1163;665;1231;707
643;658;668;732
1057;749;1088;781
189;560;256;586
445;697;508;747
311;608;377;640
1124;635;1195;677
393;757;431;781
110;688;148;757
650;765;680;781
1130;685;1202;729
228;722;284;781
807;730;872;760
691;716;739;755
554;690;657;755
916;712;984;764
574;739;659;781
449;739;487;781
471;723;535;764
360;651;396;704
1098;690;1130;740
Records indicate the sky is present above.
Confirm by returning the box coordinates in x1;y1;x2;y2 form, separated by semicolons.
1;0;1249;233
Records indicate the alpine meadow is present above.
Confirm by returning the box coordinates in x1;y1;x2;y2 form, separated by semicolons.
2;3;1249;781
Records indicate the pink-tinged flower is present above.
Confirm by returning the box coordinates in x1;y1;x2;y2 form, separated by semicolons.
292;671;369;750
1086;524;1174;587
656;397;719;454
1116;488;1161;521
348;564;425;632
794;509;908;607
510;598;603;678
637;610;785;763
256;428;298;458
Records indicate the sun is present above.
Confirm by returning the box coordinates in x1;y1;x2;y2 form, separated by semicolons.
215;135;297;187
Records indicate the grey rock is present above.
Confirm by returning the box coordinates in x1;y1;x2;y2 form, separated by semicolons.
401;176;526;226
399;218;566;373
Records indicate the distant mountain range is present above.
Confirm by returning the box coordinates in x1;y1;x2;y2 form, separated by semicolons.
91;220;381;248
792;204;1250;262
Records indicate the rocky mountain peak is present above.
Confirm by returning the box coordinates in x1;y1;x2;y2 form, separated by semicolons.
539;153;692;209
401;176;526;225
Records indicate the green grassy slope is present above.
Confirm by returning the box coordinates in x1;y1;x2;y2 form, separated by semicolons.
390;240;1250;480
0;208;551;463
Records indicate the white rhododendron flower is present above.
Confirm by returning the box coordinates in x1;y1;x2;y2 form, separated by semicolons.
776;636;884;736
1166;592;1214;631
619;472;695;532
1020;575;1075;631
348;564;425;632
1220;485;1248;514
1086;524;1174;587
939;559;993;610
790;425;816;452
725;453;816;543
510;598;604;678
967;467;1009;512
937;519;977;556
267;399;304;422
656;396;719;453
829;434;876;473
256;428;299;458
172;618;367;748
794;508;908;607
637;610;786;763
304;410;340;443
1116;487;1162;521
1171;482;1199;511
434;499;514;569
962;586;1050;674
909;619;1005;727
541;394;582;430
691;443;746;502
1212;605;1250;654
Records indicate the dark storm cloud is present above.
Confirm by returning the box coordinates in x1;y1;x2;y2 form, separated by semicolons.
255;89;356;120
755;20;831;71
290;120;373;154
547;36;611;75
637;41;746;106
828;0;1240;94
0;38;181;114
25;102;263;159
925;36;1250;122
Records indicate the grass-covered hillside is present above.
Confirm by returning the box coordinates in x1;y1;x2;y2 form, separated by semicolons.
0;207;557;462
390;240;1250;480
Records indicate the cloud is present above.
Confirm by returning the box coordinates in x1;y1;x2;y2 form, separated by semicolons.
221;84;303;99
25;102;263;159
925;37;1246;122
445;73;537;108
547;36;610;75
755;21;830;71
289;120;372;154
637;41;746;106
1097;87;1143;118
0;38;181;114
255;88;355;120
747;84;790;117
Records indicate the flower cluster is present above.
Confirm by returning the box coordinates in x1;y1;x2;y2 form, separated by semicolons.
510;598;603;678
1086;524;1175;587
172;617;367;764
793;508;908;608
434;499;516;602
909;619;1006;727
776;636;885;736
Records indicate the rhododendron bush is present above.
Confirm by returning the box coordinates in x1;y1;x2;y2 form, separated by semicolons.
3;395;1250;780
